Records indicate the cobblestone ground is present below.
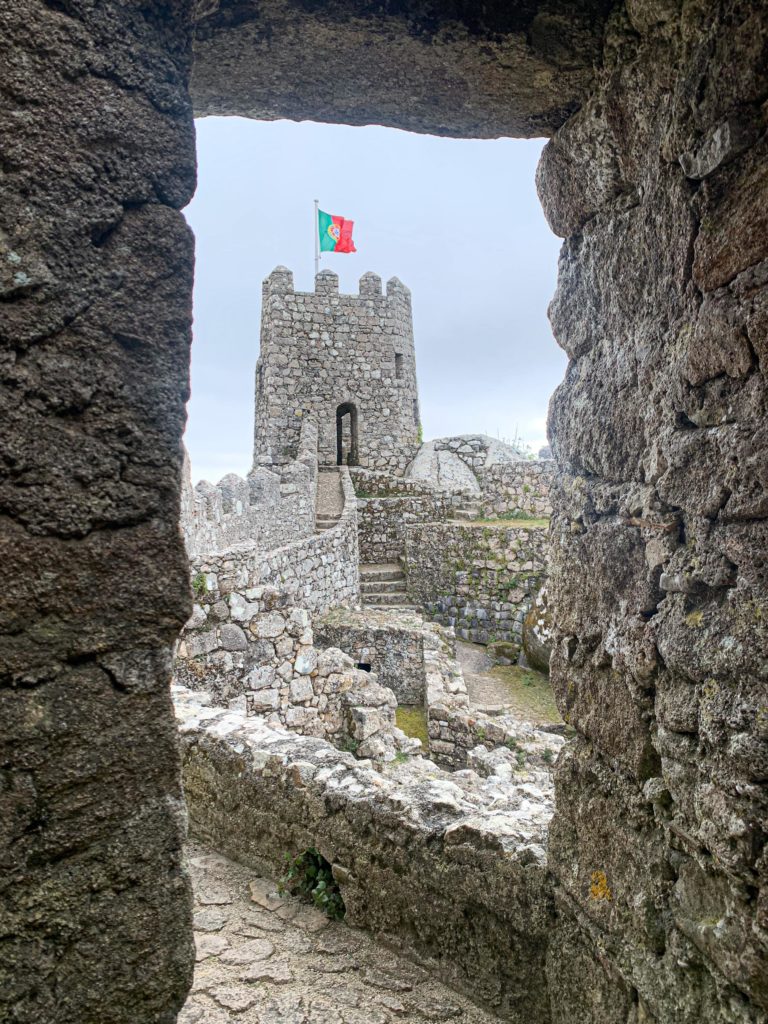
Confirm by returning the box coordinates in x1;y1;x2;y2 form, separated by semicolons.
457;641;514;711
182;842;502;1024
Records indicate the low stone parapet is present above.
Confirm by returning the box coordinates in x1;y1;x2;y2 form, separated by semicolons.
350;467;456;564
175;687;555;1024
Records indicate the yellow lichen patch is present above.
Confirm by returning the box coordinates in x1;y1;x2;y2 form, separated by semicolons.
589;870;612;902
685;610;704;628
701;678;719;701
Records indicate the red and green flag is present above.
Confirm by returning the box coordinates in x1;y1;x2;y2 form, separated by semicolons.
318;208;357;253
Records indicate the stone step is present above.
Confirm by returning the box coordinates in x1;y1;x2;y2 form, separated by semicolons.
316;517;340;526
361;591;412;607
360;564;405;583
361;579;407;594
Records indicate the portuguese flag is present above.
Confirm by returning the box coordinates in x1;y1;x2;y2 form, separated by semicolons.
318;209;357;253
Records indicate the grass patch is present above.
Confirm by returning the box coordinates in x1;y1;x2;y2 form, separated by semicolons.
396;705;429;748
487;665;563;724
463;517;550;529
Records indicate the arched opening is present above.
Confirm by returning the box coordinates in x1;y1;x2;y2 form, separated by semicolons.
336;402;359;466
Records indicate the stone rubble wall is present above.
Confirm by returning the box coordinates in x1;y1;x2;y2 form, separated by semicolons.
182;417;318;558
351;468;457;564
174;585;407;760
477;460;554;520
314;607;428;705
404;522;550;649
422;628;564;772
254;267;421;473
175;686;555;1024
188;466;360;614
314;607;564;773
538;3;768;1021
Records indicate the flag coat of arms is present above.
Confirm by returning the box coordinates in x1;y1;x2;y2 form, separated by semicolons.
318;209;356;253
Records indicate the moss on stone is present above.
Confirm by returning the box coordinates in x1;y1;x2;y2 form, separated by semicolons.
396;705;429;747
462;517;550;529
192;572;207;598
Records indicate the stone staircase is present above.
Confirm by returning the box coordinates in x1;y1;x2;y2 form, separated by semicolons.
453;499;482;521
360;563;420;612
315;466;343;532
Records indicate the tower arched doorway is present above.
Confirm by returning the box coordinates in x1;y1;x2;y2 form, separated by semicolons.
336;403;359;466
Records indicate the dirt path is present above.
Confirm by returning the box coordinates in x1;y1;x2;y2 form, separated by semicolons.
457;641;561;725
457;641;512;709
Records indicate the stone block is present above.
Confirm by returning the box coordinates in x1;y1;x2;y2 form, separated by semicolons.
289;678;314;703
245;666;276;691
249;689;280;712
294;646;318;675
219;623;248;652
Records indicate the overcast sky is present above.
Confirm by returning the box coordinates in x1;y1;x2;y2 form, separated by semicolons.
184;117;566;484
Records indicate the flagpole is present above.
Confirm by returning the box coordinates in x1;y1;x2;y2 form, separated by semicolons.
314;199;320;280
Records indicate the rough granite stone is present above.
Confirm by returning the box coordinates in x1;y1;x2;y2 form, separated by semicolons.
0;3;196;1022
539;3;768;1020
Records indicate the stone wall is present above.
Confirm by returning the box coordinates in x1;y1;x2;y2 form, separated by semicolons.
189;467;360;614
0;4;196;1021
315;606;564;773
478;461;554;520
351;467;456;564
315;607;428;705
174;583;409;760
10;3;766;1021
421;627;563;772
175;686;555;1024
405;522;549;648
254;267;420;473
183;417;318;558
538;4;768;1021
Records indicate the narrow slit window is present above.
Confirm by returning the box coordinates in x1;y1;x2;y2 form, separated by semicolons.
395;353;404;379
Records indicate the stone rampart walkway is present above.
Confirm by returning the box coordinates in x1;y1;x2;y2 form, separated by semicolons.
315;468;344;519
183;842;501;1024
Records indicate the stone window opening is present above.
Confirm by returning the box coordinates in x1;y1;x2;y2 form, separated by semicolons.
395;353;404;379
336;402;359;466
357;662;372;672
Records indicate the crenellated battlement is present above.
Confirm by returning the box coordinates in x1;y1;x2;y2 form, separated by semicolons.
262;265;411;303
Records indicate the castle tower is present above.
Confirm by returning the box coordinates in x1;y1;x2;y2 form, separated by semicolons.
254;266;421;474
